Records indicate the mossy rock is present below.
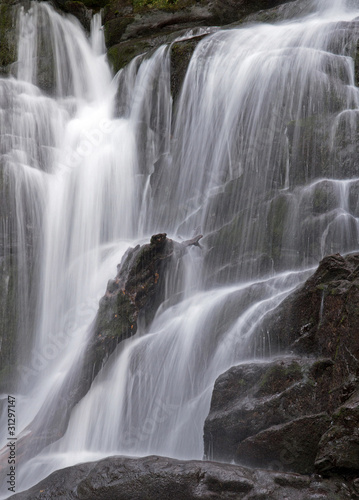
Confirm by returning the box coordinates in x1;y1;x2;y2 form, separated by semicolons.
132;0;196;14
256;361;302;397
204;356;339;464
104;16;135;46
170;36;204;102
64;1;92;30
210;0;293;25
316;396;359;473
236;413;331;474
107;38;151;72
0;2;17;75
76;0;109;9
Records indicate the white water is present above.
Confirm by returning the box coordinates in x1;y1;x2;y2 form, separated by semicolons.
1;0;359;496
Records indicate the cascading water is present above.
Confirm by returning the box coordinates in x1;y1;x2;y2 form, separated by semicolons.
2;0;359;496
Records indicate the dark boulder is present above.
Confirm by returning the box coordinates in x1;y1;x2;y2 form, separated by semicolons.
0;234;202;467
89;232;202;373
63;1;93;31
8;454;356;500
204;357;336;467
265;253;359;373
205;253;359;477
316;391;359;473
235;413;331;474
101;0;295;73
170;36;206;102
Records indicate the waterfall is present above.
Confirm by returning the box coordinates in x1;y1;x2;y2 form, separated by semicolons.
1;0;359;496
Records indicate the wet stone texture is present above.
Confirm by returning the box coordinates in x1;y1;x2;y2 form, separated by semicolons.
0;234;201;470
204;253;359;484
89;232;202;375
8;454;356;500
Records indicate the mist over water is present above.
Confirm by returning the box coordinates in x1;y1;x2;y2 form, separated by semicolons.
1;0;359;496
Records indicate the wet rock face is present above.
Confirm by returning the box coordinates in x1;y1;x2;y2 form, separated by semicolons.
102;0;294;73
52;0;296;74
0;1;17;76
235;413;331;474
316;391;359;473
91;232;186;372
204;253;359;476
9;454;356;500
267;253;359;375
93;231;202;365
204;357;337;466
0;234;201;467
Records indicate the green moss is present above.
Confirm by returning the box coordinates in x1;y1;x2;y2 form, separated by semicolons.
132;0;196;13
316;284;328;291
236;378;247;390
0;3;17;74
134;0;178;10
257;362;302;396
79;0;109;9
104;17;134;47
107;39;151;72
96;291;137;339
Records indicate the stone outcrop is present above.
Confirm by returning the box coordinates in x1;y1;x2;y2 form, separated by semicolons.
0;0;308;80
101;0;293;69
0;1;17;76
9;253;359;498
8;454;357;499
0;233;202;467
204;357;337;465
316;390;359;473
89;232;202;375
52;0;295;74
204;253;359;478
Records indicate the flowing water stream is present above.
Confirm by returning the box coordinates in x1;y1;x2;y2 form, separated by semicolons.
1;0;359;495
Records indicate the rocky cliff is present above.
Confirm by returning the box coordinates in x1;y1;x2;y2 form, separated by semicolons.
0;0;308;390
7;252;359;499
205;253;359;481
3;0;359;498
